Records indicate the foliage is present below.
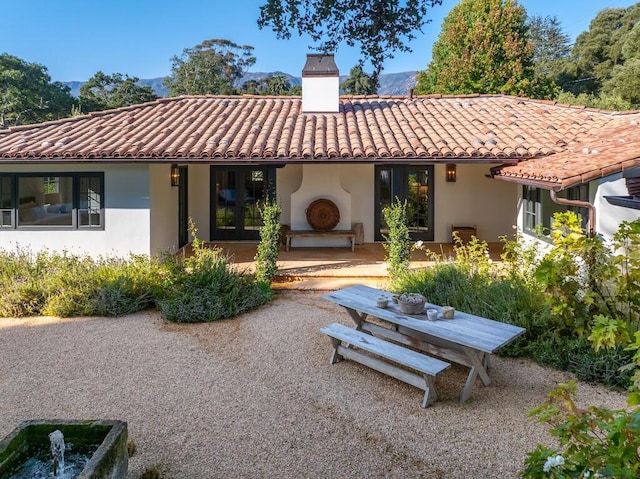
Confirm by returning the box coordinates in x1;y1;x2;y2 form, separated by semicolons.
340;65;377;95
79;71;158;112
414;0;556;98
0;221;271;322
523;381;640;478
558;3;640;106
555;91;632;111
155;219;269;323
254;197;282;285
240;74;297;95
258;0;443;86
526;14;571;79
0;53;75;128
0;248;162;317
164;38;256;96
382;198;411;282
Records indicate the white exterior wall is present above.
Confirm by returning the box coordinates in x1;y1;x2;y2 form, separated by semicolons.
594;174;640;240
149;164;178;254
187;164;211;242
276;163;516;244
516;175;640;250
434;164;517;242
301;77;340;113
0;163;152;257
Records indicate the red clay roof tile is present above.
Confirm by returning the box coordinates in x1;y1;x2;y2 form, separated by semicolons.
2;94;640;189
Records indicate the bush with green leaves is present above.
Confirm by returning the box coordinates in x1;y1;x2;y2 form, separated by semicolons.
254;198;282;285
382;198;411;281
155;219;270;323
0;248;163;317
523;381;640;479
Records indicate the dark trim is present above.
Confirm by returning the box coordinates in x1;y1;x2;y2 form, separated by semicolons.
604;196;640;210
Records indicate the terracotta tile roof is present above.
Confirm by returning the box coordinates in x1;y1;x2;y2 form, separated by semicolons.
490;118;640;190
1;94;639;190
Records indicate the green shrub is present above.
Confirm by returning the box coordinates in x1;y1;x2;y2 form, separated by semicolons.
254;198;282;284
382;198;411;281
155;220;269;322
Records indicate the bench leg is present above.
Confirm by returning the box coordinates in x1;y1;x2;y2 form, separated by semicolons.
328;337;342;364
421;375;437;408
286;236;291;252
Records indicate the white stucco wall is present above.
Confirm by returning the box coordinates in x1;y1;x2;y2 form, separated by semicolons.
302;77;340;113
516;175;640;251
187;164;211;242
0;163;152;257
149;164;178;254
434;164;517;242
275;162;516;244
594;174;640;240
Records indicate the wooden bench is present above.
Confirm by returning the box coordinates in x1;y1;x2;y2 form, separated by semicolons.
285;229;356;252
320;323;451;407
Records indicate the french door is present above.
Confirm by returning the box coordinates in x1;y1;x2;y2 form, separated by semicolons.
374;165;434;241
210;166;275;240
177;166;189;248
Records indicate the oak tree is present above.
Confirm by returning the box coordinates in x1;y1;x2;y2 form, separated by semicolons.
0;53;75;128
79;71;158;112
164;39;256;96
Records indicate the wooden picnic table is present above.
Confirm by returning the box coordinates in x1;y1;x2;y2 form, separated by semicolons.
322;284;526;402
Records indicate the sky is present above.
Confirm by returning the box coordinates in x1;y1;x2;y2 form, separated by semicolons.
2;0;638;82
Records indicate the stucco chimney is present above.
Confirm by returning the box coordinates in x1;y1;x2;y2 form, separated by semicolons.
301;53;339;113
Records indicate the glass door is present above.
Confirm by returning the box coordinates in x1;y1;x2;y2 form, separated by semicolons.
375;165;434;241
210;166;274;240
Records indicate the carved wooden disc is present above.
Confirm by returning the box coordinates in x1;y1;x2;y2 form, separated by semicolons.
305;198;340;231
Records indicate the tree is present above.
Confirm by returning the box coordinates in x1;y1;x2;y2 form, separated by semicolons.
164;39;256;96
79;71;158;112
341;65;377;95
559;4;640;96
414;0;555;98
526;14;571;79
257;0;443;88
0;53;75;129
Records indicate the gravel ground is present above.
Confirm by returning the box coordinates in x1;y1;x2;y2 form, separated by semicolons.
0;291;628;479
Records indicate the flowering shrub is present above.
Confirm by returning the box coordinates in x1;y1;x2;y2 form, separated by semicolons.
523;381;640;478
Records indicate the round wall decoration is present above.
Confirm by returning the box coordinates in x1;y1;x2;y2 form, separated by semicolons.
305;198;340;231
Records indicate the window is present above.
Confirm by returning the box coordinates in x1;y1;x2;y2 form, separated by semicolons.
0;173;104;230
523;185;589;236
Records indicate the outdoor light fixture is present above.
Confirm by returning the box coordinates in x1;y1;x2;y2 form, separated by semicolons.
446;163;457;182
170;164;180;187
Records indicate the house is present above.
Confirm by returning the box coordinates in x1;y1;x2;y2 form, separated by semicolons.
0;54;639;258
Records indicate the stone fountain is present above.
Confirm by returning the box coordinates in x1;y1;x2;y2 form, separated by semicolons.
0;419;127;479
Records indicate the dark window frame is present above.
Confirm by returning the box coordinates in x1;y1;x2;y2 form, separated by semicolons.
523;184;589;238
0;172;105;230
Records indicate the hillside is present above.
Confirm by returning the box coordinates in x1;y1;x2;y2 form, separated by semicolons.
64;71;418;98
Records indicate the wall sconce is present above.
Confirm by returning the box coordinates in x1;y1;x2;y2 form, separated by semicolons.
446;163;457;182
170;164;180;187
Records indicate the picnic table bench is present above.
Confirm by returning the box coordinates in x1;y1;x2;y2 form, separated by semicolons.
320;323;450;407
321;284;526;404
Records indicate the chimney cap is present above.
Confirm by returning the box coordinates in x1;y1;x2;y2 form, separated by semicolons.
302;53;339;77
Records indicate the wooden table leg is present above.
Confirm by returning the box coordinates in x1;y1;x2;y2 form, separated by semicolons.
460;347;492;402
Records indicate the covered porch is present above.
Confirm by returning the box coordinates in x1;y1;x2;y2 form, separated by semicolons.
192;241;505;290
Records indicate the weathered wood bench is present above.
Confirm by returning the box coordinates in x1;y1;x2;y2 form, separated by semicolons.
320;323;451;407
285;229;356;252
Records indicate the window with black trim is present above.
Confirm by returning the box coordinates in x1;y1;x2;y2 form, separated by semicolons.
0;173;104;229
523;184;589;236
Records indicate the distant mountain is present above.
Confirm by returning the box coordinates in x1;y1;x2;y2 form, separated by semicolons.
63;71;418;98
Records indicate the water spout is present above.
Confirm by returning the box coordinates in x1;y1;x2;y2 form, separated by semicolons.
49;429;65;476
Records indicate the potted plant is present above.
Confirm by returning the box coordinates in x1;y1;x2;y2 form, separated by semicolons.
397;292;426;315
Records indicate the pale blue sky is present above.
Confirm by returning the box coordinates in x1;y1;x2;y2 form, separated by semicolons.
2;0;637;82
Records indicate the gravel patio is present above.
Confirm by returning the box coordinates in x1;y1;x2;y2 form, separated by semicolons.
0;291;628;478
